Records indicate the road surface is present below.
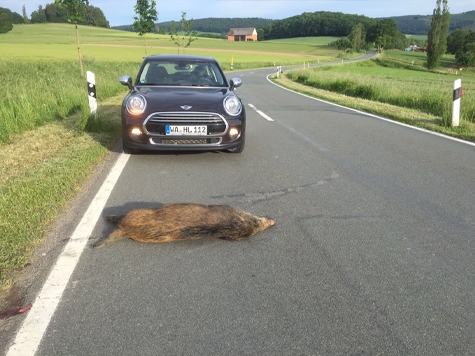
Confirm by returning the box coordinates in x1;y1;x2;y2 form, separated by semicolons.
5;66;475;355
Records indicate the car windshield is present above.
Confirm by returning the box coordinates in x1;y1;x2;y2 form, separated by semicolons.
138;60;227;87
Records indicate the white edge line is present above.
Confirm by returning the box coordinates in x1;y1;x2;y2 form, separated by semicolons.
248;103;274;122
6;153;131;356
256;110;274;122
266;74;475;148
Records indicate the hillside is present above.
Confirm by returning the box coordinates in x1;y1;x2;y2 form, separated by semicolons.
112;10;474;37
388;10;475;34
113;17;275;36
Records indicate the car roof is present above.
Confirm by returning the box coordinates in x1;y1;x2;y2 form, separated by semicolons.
145;54;217;62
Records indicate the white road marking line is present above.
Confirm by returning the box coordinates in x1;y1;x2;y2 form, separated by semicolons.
248;103;274;121
248;102;328;151
6;153;131;356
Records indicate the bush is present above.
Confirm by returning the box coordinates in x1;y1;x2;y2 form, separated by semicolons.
456;50;475;67
0;13;13;33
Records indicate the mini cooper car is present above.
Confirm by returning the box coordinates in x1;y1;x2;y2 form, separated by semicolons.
119;54;246;154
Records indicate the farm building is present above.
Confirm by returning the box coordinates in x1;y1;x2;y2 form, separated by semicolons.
227;28;258;41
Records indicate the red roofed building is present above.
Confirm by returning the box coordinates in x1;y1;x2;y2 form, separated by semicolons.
227;28;258;41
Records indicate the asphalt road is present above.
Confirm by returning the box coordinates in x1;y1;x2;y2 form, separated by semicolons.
7;67;475;355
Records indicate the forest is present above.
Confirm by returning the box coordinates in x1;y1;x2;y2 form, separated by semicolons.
389;10;475;35
1;4;474;39
0;3;109;31
109;10;475;43
259;12;376;40
113;17;275;38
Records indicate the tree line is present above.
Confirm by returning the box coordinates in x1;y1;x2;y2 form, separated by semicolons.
113;17;275;38
258;7;473;68
389;10;475;35
0;2;109;32
30;2;109;27
258;11;419;51
259;12;376;40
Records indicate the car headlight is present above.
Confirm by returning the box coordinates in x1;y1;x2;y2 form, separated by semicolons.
126;94;147;115
223;96;242;116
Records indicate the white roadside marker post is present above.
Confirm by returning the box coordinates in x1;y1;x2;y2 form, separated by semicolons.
452;79;463;127
87;71;97;117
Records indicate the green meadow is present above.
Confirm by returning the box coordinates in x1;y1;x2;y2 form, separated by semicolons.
1;23;336;64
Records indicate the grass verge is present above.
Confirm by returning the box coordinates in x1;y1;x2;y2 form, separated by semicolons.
271;73;475;143
0;95;122;293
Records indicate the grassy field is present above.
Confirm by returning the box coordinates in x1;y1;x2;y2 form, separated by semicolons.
1;24;338;66
0;22;473;300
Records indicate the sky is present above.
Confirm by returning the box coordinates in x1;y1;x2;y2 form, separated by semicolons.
2;0;474;27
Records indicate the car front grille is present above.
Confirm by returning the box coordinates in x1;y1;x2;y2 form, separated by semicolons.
144;112;228;136
152;138;221;145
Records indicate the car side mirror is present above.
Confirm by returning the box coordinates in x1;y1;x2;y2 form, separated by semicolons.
229;77;242;91
119;75;133;90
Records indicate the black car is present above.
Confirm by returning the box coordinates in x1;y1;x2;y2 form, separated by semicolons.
119;54;246;154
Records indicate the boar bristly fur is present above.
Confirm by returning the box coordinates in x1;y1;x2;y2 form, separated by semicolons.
93;203;275;248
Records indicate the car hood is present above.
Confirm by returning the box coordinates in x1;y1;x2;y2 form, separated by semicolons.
134;86;233;113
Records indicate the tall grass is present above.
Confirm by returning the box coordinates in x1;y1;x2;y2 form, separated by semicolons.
0;58;140;143
0;117;116;289
286;58;475;124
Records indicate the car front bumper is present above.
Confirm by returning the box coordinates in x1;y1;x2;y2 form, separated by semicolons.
122;110;245;152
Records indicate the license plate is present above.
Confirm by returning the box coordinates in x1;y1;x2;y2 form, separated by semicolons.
166;125;207;136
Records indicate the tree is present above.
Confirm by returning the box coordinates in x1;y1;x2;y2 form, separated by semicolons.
455;31;475;67
375;34;393;52
426;0;450;71
22;5;30;23
170;11;197;54
349;23;365;52
133;0;158;56
0;13;13;33
0;7;24;23
55;0;89;75
31;5;47;23
84;6;109;28
45;3;69;23
333;36;352;50
256;28;265;41
366;18;401;50
447;28;470;55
